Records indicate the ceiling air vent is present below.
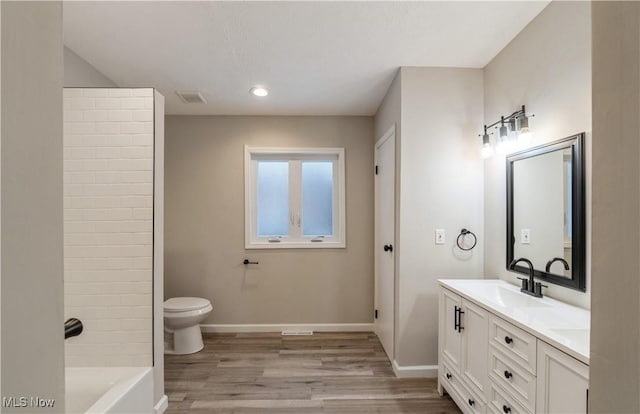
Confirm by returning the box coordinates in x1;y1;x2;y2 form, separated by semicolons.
175;90;207;104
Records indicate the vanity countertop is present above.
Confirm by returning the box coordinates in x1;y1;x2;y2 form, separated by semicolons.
438;279;590;365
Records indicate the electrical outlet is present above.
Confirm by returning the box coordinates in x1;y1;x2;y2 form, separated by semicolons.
521;229;531;244
435;229;445;245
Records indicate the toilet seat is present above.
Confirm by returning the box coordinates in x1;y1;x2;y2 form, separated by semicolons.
164;297;211;313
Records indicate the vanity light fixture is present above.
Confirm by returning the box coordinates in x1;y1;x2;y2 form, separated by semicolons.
250;86;269;97
479;105;534;158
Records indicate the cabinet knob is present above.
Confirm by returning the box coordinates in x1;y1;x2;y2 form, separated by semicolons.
446;372;452;379
383;244;393;252
504;370;513;379
468;399;475;407
504;336;513;344
503;405;512;413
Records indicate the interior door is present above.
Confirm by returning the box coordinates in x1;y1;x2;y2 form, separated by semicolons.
374;126;395;361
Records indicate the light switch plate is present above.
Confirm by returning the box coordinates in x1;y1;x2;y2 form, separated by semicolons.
435;229;445;245
521;229;531;244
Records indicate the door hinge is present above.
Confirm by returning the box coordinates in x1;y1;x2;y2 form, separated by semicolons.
375;165;379;175
374;309;378;319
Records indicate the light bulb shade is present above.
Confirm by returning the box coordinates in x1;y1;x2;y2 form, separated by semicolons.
500;125;508;138
519;116;529;132
481;142;493;159
482;133;490;146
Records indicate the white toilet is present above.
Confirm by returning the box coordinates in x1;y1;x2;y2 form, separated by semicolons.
163;297;212;355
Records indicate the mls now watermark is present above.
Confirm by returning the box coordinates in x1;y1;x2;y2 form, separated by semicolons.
2;396;56;408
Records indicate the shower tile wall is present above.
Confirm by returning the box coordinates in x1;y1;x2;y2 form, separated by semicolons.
63;88;154;366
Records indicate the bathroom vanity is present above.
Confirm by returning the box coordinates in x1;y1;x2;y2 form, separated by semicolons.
438;279;589;414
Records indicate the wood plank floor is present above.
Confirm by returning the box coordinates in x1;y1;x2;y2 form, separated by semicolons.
165;332;461;413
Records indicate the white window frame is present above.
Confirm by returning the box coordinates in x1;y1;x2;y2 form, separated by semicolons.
244;146;346;249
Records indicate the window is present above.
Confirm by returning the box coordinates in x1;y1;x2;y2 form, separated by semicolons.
245;147;346;248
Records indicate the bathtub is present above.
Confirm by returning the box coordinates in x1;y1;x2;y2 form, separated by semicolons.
65;367;153;414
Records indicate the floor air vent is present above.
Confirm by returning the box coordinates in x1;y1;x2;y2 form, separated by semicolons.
281;330;313;336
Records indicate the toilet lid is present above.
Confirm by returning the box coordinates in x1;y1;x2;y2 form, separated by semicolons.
164;297;211;312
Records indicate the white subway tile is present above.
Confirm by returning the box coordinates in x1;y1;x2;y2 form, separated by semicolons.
120;98;145;109
120;147;152;159
71;97;95;110
94;172;118;184
68;122;96;134
109;159;153;171
66;110;84;122
65;221;96;234
120;122;146;134
95;122;121;134
132;257;152;270
120;196;152;208
83;110;108;122
131;134;153;146
93;196;122;208
93;147;122;159
83;89;109;98
132;110;153;122
108;89;133;97
71;147;94;159
132;208;153;220
108;110;133;122
70;197;96;209
94;98;121;109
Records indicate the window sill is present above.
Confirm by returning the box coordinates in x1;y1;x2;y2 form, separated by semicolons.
245;241;346;249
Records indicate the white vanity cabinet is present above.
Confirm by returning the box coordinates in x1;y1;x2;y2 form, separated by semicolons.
536;341;589;413
439;288;490;412
438;281;590;414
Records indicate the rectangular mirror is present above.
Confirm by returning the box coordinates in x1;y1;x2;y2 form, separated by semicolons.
506;133;586;291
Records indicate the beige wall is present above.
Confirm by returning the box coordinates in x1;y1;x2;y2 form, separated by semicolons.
374;68;484;371
1;2;65;411
397;67;484;369
165;116;374;325
64;46;116;88
590;2;640;412
483;1;592;309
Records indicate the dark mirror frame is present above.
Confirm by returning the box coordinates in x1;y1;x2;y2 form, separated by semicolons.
506;132;586;291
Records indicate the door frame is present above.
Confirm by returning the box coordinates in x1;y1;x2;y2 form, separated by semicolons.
374;124;396;361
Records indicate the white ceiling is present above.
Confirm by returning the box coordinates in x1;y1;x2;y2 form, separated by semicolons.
64;1;550;116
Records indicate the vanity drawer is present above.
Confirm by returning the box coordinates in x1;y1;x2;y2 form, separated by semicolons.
441;360;486;414
488;346;536;412
489;315;536;374
488;381;531;414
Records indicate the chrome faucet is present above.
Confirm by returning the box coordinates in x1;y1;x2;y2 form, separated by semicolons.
545;257;570;273
509;258;545;298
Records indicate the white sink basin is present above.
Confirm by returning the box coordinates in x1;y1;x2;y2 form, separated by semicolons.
492;286;551;308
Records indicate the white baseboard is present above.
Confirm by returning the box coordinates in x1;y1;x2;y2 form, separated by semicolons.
392;360;438;378
154;394;168;414
200;323;374;333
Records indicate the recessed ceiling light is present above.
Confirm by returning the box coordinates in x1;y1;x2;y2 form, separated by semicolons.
250;86;269;97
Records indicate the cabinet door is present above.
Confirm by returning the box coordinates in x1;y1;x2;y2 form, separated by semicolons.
440;288;462;372
461;299;490;400
536;340;589;414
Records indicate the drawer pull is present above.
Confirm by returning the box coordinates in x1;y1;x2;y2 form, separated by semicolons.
504;336;513;344
446;372;452;379
503;405;512;413
468;399;475;407
504;370;513;379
